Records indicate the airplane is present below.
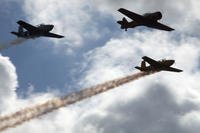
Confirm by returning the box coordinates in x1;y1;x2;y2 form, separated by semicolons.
11;20;64;39
117;8;174;31
135;56;183;72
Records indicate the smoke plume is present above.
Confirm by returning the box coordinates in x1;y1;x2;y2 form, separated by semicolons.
0;38;27;51
0;71;158;132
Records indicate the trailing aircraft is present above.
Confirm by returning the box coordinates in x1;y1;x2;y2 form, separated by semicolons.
135;56;183;72
11;20;64;39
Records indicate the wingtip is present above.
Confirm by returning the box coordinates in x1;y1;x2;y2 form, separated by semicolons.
57;36;64;38
118;8;124;12
10;32;18;36
175;70;183;73
167;27;175;31
135;66;139;69
170;28;175;31
117;20;121;24
142;56;147;59
17;20;24;24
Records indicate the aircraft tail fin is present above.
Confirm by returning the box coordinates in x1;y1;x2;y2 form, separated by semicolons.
18;25;24;33
141;61;146;69
11;26;24;37
135;66;141;70
117;17;128;31
135;61;146;71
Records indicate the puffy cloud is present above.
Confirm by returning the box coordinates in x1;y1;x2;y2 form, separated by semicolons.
0;55;17;112
73;85;199;133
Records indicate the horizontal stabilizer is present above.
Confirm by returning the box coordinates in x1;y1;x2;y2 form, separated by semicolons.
135;66;141;71
11;32;19;36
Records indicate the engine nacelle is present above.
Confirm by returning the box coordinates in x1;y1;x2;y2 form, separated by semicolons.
143;12;162;21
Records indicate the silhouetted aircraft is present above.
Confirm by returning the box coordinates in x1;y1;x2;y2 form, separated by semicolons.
117;8;174;31
135;56;183;72
11;20;64;39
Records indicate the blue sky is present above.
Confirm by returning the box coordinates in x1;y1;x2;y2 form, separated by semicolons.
0;0;200;133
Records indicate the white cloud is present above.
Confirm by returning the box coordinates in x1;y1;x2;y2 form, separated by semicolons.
73;85;196;133
180;110;200;133
0;55;17;112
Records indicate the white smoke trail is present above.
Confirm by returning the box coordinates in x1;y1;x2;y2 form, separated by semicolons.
0;71;158;132
0;38;27;51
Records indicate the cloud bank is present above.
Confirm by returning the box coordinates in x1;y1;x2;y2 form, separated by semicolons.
0;0;200;133
0;55;17;112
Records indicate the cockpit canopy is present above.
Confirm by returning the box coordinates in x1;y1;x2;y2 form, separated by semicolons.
143;12;162;21
158;59;175;66
160;59;167;62
36;24;46;27
36;24;54;32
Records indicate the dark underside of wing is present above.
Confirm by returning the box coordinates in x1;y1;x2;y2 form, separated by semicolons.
17;20;39;32
148;21;174;31
43;32;64;38
164;67;183;72
118;8;144;22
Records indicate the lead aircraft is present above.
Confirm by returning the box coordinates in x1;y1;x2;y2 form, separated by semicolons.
117;8;174;31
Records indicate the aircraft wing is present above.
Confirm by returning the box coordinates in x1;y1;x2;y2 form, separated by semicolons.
164;67;183;72
118;8;144;22
142;56;160;66
17;20;39;32
43;32;64;38
149;21;174;31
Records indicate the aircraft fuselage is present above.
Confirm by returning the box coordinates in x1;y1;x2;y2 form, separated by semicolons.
135;59;176;72
23;24;54;38
12;24;54;39
118;12;163;29
11;20;64;39
37;24;54;32
117;8;174;31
